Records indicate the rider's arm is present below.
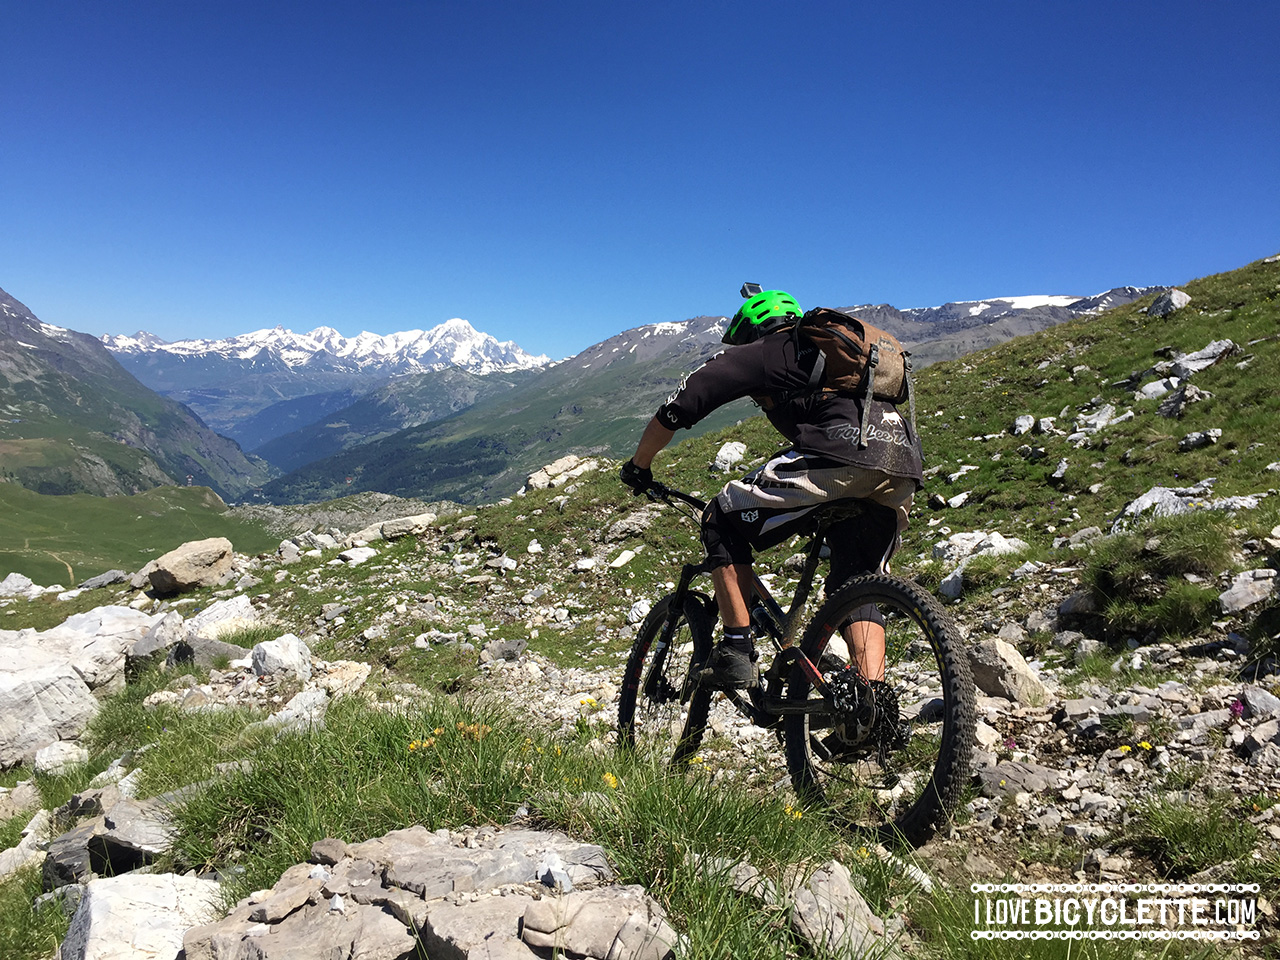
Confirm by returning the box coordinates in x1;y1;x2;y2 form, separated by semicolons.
631;418;675;469
654;343;765;431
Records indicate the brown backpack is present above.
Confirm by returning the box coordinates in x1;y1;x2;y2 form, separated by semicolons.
781;307;915;448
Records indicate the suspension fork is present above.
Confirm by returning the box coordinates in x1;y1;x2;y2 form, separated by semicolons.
642;560;711;702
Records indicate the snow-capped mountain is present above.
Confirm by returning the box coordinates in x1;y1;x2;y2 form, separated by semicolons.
100;320;550;449
843;287;1162;329
103;318;550;376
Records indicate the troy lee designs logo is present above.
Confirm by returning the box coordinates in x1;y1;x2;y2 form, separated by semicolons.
825;418;913;448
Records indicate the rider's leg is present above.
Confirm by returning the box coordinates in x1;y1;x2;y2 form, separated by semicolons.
710;563;753;629
701;509;758;688
842;609;886;682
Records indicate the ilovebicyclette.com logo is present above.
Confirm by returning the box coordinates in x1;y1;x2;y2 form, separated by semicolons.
970;883;1259;942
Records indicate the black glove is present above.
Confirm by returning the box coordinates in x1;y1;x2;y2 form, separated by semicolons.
619;459;653;495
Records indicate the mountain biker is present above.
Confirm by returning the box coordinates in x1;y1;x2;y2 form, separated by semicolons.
619;288;923;689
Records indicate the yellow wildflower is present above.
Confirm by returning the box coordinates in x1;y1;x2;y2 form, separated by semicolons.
1119;745;1132;754
603;772;619;790
1138;741;1152;750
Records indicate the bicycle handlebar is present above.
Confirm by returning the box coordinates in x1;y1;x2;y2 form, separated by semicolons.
644;481;707;511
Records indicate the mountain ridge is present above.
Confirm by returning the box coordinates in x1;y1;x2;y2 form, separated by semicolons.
257;287;1160;504
102;319;551;447
0;289;273;499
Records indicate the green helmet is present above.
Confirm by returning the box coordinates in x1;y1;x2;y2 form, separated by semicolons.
722;289;802;345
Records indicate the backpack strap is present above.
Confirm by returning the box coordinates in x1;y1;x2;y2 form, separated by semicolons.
858;343;878;449
905;354;918;450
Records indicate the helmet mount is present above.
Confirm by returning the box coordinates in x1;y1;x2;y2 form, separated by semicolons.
723;286;802;346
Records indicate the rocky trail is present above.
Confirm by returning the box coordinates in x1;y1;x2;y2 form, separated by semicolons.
2;437;1279;956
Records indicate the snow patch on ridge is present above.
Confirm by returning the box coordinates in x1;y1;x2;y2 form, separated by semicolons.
102;319;550;376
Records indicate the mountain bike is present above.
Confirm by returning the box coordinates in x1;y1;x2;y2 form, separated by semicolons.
617;481;976;846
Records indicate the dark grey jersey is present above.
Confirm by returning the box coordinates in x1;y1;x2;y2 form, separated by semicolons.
654;329;922;484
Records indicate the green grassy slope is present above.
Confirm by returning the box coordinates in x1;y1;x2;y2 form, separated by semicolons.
906;253;1280;543
0;289;276;499
0;484;279;585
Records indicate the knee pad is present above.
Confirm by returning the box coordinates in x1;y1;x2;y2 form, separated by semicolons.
701;499;753;568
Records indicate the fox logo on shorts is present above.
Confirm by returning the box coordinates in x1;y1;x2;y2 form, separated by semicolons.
740;510;759;523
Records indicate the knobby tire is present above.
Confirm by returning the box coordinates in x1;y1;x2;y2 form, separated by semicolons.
618;592;715;768
784;574;976;847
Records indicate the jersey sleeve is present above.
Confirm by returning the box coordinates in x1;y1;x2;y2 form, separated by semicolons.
654;344;763;430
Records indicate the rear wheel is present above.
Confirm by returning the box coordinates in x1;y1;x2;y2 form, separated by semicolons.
618;592;715;767
784;575;975;846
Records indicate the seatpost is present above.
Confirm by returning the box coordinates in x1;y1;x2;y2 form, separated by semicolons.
780;515;835;644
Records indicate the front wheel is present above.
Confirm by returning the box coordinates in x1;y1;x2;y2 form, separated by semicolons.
784;574;975;846
618;592;715;768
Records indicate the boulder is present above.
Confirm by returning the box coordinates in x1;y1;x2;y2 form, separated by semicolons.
259;688;329;732
1146;288;1191;317
1219;569;1278;614
252;633;312;680
522;887;677;960
0;779;41;822
1;606;159;699
185;825;622;960
1157;381;1212;418
967;639;1051;705
607;505;662;542
527;455;599;490
975;760;1062;797
165;635;251;670
59;873;220;960
480;638;528;663
129;560;159;591
1178;429;1221;451
339;546;378;565
380;513;437;539
1109;478;1261;531
183;595;259;641
0;662;100;768
127;612;186;673
78;570;129;590
789;859;884;955
34;741;89;777
933;531;1030;565
711;441;747;472
1136;377;1180;400
347;522;386;545
1171;339;1238;378
148;538;234;595
0;572;41;598
1242;686;1280;720
0;809;51;883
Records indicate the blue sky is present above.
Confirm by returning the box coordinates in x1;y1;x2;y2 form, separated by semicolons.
3;1;1277;360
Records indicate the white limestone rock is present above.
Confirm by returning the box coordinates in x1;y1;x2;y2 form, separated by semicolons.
712;441;747;472
34;740;89;777
251;633;312;680
968;638;1051;705
148;538;234;595
59;873;220;960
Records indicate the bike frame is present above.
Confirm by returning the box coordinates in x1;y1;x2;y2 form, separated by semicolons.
644;482;865;729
